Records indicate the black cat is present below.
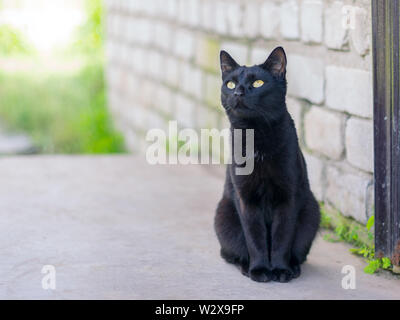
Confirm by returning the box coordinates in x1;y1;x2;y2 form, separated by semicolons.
214;47;320;283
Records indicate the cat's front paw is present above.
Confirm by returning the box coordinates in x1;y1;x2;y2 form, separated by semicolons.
291;264;301;279
249;268;273;282
271;268;295;283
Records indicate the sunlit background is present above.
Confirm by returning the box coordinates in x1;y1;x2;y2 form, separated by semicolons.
0;0;125;154
0;0;84;52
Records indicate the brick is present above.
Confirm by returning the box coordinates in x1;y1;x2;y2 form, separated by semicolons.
105;14;114;37
286;97;302;137
220;42;248;65
326;66;372;118
303;152;324;201
165;0;178;19
326;166;372;223
243;1;259;38
177;0;200;26
219;114;230;130
201;0;216;31
180;63;203;100
195;37;220;73
120;0;130;12
215;1;228;34
147;109;167;130
137;79;156;107
196;105;220;129
174;29;195;60
345;117;373;172
205;73;222;108
120;44;130;65
350;7;370;56
250;46;269;65
122;127;141;154
287;54;324;104
105;41;116;63
118;17;132;43
304;107;343;159
154;22;172;51
366;181;374;220
165;56;180;87
175;94;197;128
126;0;139;14
131;47;148;74
300;0;323;43
104;0;113;11
324;1;349;50
107;91;121;115
142;0;158;16
260;2;280;39
177;0;187;25
125;74;140;101
154;85;174;115
132;18;153;45
186;0;200;27
226;1;244;37
125;105;148;130
280;0;300;40
148;50;164;79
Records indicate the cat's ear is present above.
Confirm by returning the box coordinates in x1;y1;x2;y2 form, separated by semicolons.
261;47;287;78
220;50;239;77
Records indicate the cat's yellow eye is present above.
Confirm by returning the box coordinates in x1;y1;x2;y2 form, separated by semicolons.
226;81;235;89
252;80;264;88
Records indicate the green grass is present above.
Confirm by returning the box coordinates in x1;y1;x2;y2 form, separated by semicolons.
0;59;125;154
320;203;394;275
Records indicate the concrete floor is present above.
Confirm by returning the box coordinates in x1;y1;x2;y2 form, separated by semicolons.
0;155;399;299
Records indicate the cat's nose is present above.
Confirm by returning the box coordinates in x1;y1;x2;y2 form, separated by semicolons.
234;86;245;96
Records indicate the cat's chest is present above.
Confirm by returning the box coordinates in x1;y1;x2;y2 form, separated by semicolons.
236;160;290;204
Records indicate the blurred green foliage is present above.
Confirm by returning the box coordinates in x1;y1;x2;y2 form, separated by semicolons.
72;0;104;54
0;0;126;154
0;61;124;153
0;24;34;56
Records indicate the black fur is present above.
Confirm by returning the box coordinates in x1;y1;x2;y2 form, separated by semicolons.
214;47;320;283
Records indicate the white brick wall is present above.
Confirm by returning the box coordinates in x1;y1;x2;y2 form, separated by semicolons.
205;74;222;108
243;2;260;38
180;63;203;100
326;166;372;223
165;57;180;87
286;97;303;137
174;29;195;59
324;1;349;50
220;41;249;65
345;117;373;172
326;66;373;118
201;0;216;31
287;54;324;104
175;94;197;128
350;7;371;56
215;1;228;34
226;1;244;37
300;0;323;43
304;152;324;201
304;107;344;159
260;2;280;39
106;0;373;224
280;0;300;40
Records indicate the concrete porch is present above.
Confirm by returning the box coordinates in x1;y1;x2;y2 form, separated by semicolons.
0;155;399;299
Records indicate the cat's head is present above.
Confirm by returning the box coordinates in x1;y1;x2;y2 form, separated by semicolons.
219;47;287;121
